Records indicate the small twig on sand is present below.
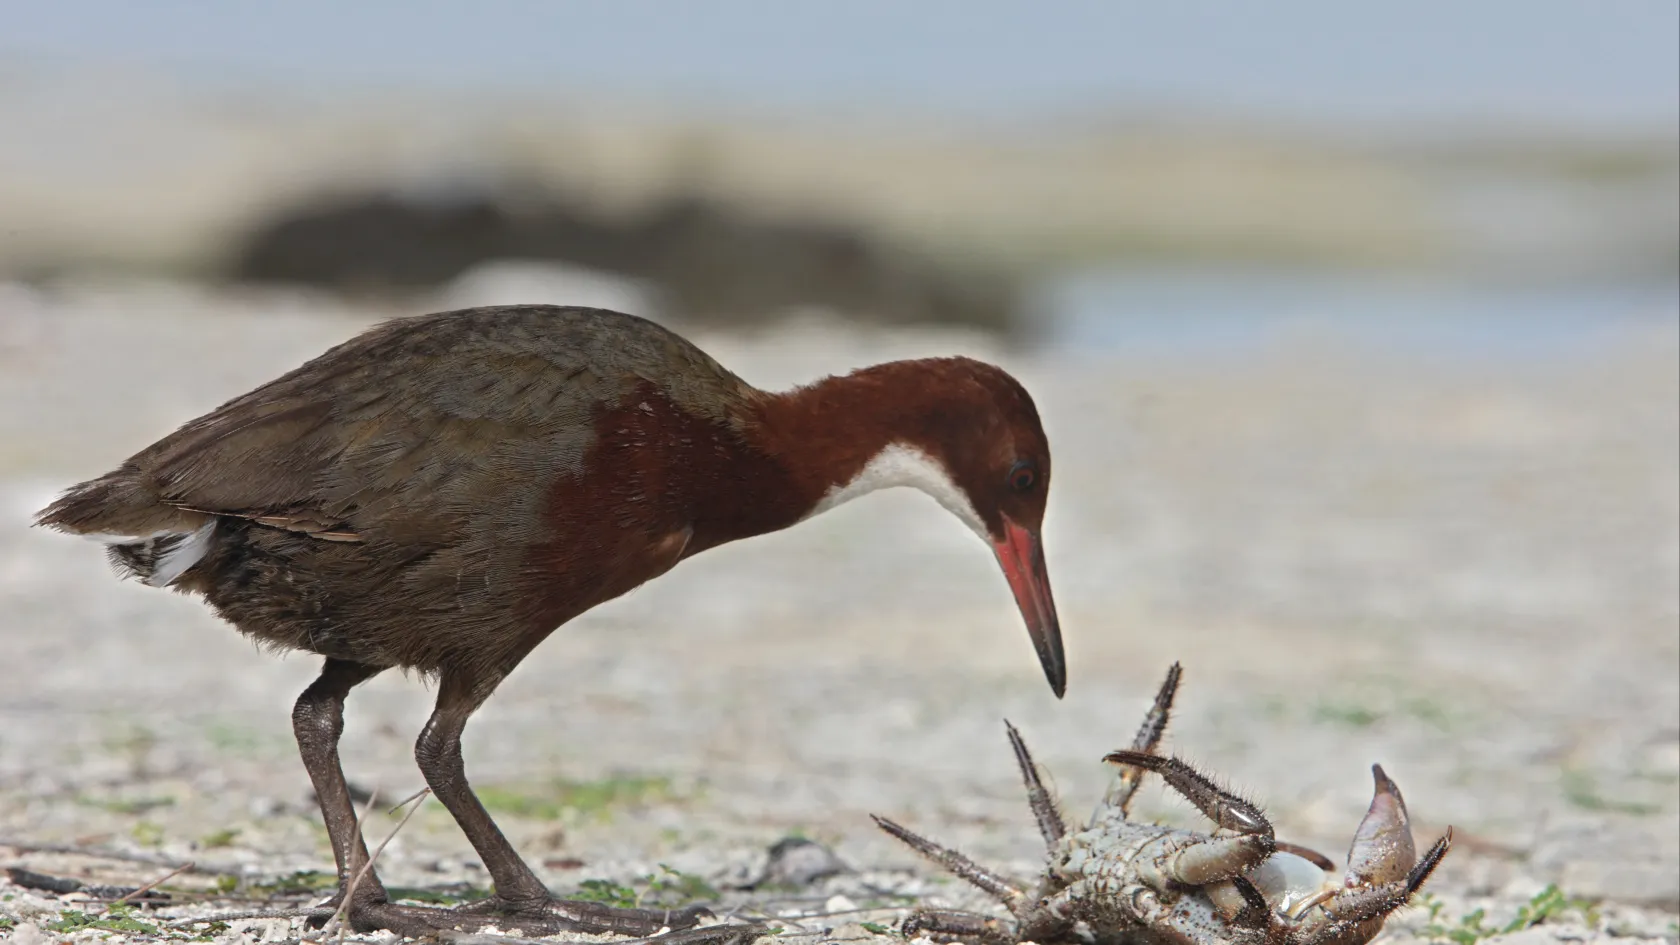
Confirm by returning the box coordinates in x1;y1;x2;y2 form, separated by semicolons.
387;786;431;816
437;922;774;945
4;866;169;902
746;904;911;923
112;860;195;905
0;836;238;876
312;785;388;943
313;787;431;943
168;907;321;928
739;884;915;911
636;924;777;945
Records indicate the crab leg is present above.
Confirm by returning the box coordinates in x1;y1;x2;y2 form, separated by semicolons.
1005;720;1067;847
871;815;1026;907
901;908;1019;945
1229;876;1280;930
1106;751;1276;887
1156;833;1277;887
1035;877;1203;945
1103;662;1183;815
1104;751;1272;838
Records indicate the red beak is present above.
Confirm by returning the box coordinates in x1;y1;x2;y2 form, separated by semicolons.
991;517;1067;698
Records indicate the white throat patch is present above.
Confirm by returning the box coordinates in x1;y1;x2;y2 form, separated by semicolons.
808;443;988;540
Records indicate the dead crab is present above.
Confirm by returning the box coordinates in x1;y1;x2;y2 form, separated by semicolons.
874;663;1452;945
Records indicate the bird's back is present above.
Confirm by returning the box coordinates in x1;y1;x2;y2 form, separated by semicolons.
40;305;754;542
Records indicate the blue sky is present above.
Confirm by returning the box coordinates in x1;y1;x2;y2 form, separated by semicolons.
4;1;1677;128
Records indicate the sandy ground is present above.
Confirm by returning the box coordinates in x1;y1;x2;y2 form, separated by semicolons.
0;279;1676;943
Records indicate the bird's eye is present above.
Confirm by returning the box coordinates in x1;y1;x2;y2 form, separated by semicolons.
1007;460;1037;493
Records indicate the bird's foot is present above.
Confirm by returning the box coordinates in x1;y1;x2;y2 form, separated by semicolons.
450;895;713;936
305;894;464;937
300;894;732;942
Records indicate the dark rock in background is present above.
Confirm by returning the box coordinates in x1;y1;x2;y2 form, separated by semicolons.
753;836;849;889
227;186;1024;338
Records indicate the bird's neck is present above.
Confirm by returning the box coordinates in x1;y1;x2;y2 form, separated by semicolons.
747;361;981;533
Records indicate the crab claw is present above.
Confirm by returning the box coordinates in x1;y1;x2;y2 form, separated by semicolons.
1344;764;1416;887
1285;769;1448;945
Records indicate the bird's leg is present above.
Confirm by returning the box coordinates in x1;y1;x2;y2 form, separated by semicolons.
292;659;390;924
290;658;484;937
416;669;708;936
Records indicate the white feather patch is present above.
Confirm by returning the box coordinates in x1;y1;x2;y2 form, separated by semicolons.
807;443;988;540
81;530;173;545
145;521;217;587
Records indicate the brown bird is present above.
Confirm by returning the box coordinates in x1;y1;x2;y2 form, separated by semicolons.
37;305;1064;936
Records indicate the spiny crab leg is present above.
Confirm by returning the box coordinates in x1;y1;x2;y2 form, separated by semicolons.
1103;751;1273;838
1230;876;1277;931
871;815;1026;908
1005;720;1067;846
1104;751;1276;887
1103;662;1183;816
902;908;1018;945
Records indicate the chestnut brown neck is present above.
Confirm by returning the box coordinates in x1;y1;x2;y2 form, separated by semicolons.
752;362;941;500
680;358;998;556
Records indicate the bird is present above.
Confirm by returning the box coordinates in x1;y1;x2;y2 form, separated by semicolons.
36;304;1064;937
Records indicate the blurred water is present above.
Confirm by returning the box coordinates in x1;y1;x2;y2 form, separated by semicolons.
1044;267;1679;361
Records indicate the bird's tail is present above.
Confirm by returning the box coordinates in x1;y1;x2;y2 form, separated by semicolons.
36;468;216;587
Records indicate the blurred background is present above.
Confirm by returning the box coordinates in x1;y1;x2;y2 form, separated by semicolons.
1;1;1676;341
1;2;1677;939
